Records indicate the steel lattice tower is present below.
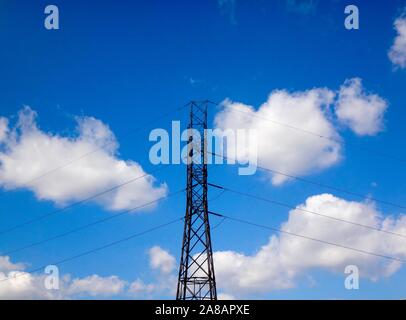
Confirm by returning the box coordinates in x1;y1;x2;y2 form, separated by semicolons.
176;101;217;300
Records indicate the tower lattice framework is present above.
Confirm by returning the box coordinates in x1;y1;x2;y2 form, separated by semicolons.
176;100;217;300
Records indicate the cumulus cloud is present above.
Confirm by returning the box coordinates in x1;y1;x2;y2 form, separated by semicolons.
0;270;62;300
335;78;388;136
149;246;176;274
389;14;406;69
0;107;167;211
0;245;177;299
0;256;24;272
128;275;176;299
0;118;8;142
214;194;406;297
0;256;54;299
0;258;34;299
0;257;127;300
128;246;177;299
67;274;127;297
128;279;157;296
215;79;389;184
215;88;341;185
218;293;235;300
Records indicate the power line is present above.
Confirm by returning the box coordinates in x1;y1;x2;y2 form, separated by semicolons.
211;217;227;231
227;105;406;165
256;165;406;210
209;189;227;203
1;189;184;256
0;165;169;237
3;211;403;288
208;152;406;210
209;184;406;239
0;217;183;284
209;212;406;264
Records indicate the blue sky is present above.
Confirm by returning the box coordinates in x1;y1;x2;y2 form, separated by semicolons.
0;0;406;299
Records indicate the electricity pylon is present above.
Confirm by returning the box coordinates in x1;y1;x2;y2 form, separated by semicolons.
176;100;217;300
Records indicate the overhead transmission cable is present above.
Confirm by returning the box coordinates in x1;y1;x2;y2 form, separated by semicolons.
208;183;406;239
17;103;188;188
208;151;406;210
218;104;406;164
0;164;170;237
0;217;183;284
208;212;406;264
1;189;184;256
5;210;404;287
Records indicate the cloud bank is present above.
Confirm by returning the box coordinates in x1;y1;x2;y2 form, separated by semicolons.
214;194;406;297
215;78;387;185
0;246;175;299
389;13;406;69
0;107;167;211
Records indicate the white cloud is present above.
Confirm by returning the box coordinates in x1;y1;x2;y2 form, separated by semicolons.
0;256;128;300
128;274;177;299
0;256;24;272
129;246;177;299
0;270;128;300
215;79;389;184
335;78;388;136
0;107;168;211
67;274;127;297
214;194;406;297
218;293;235;300
149;246;176;274
0;255;63;299
0;271;63;300
215;88;341;185
0;118;8;142
389;14;406;69
128;279;156;294
128;279;156;296
0;245;177;299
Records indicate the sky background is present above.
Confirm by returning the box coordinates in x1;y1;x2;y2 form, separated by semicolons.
0;0;406;299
